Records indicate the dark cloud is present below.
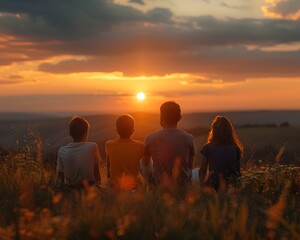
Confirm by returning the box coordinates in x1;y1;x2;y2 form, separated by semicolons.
0;0;300;80
0;79;37;85
0;93;134;112
129;0;145;5
155;88;233;98
0;36;59;66
189;16;300;45
39;47;300;81
28;17;300;58
220;2;246;10
265;0;300;17
191;78;221;84
1;0;299;48
7;74;23;79
0;80;22;85
0;0;171;40
146;8;173;22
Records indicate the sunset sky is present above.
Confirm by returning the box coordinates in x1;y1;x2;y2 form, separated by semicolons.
0;0;300;113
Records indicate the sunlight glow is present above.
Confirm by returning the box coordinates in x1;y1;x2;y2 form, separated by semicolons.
136;92;146;101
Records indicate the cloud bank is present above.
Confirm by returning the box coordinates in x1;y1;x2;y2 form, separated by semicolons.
0;0;299;82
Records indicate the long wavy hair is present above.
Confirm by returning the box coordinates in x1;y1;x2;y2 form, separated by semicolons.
207;116;244;155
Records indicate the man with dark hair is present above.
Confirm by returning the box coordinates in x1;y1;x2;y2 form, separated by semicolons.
56;116;101;189
142;101;196;186
160;101;182;125
105;115;144;190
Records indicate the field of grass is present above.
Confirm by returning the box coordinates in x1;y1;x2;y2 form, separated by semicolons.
0;112;299;239
0;148;300;240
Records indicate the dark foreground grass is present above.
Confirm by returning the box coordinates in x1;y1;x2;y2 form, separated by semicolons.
0;152;300;240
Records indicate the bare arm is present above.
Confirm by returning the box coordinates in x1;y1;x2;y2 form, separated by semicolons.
189;136;196;169
56;171;64;186
106;155;110;179
188;155;194;169
142;155;151;165
199;156;208;181
142;137;151;166
94;164;101;185
94;145;101;185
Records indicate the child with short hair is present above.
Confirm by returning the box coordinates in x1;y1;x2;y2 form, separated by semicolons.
105;115;144;191
199;116;243;190
56;116;101;189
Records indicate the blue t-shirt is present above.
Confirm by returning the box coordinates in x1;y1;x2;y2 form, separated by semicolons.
200;143;241;188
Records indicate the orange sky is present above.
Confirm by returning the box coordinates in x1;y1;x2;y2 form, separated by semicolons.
0;0;300;113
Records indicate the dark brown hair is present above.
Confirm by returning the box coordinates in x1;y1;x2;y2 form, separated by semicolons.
160;101;181;125
208;116;244;155
69;116;90;139
116;115;135;139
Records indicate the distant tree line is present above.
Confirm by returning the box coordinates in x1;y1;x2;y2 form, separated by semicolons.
237;122;290;129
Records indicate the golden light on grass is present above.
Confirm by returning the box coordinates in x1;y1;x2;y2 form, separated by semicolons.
136;92;145;101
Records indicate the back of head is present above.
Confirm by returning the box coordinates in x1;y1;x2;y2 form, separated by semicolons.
208;116;244;154
116;114;135;139
69;116;90;140
160;101;182;126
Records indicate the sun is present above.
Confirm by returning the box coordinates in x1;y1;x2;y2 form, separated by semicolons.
136;92;145;101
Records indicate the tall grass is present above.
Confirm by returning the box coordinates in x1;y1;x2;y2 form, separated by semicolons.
0;150;299;240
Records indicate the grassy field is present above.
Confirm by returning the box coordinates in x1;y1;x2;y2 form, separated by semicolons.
0;149;300;240
0;112;299;239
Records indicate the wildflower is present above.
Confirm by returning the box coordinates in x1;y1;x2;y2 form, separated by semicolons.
265;182;291;239
52;192;63;205
186;193;197;204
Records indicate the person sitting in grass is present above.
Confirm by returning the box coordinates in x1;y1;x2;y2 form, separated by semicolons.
105;115;144;191
56;116;101;189
141;101;197;187
199;116;243;190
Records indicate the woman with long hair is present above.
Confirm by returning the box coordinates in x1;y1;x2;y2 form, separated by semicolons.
199;116;244;190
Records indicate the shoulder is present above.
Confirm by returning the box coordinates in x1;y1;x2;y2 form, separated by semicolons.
177;129;195;142
105;139;115;146
86;142;98;147
84;142;99;150
57;144;71;160
58;145;66;152
58;144;69;154
201;143;212;149
131;139;144;146
105;140;114;154
145;130;163;142
146;130;163;138
200;143;212;155
131;140;144;152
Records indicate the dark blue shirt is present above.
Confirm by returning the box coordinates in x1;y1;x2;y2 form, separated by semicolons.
200;143;241;189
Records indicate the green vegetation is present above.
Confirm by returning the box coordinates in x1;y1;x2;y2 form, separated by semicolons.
0;150;300;240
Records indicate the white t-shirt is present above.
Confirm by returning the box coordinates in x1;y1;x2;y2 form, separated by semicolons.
57;142;101;185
